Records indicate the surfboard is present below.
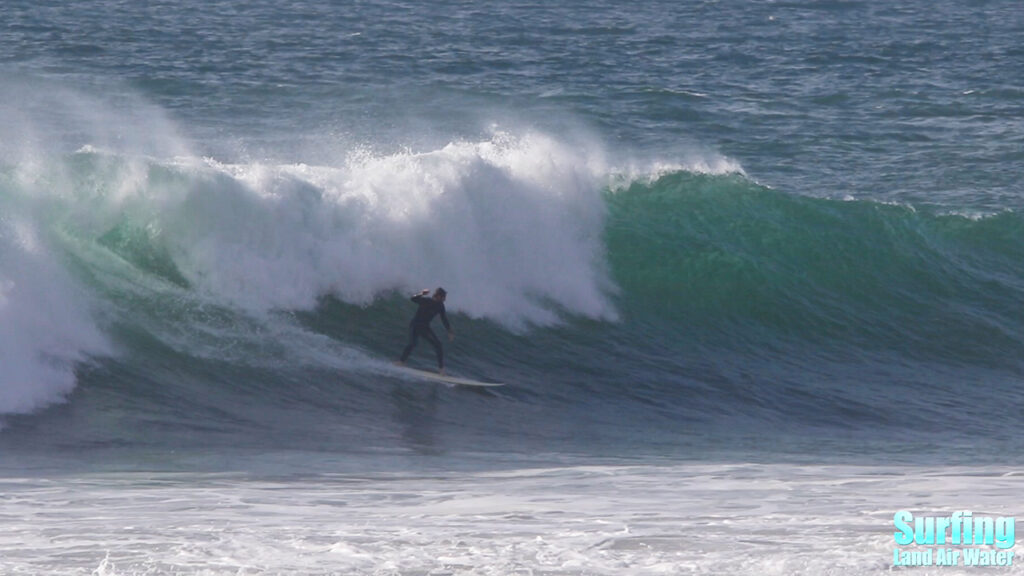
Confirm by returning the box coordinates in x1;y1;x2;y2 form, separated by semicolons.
393;365;504;387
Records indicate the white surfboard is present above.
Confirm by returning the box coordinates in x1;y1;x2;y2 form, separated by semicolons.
394;365;504;387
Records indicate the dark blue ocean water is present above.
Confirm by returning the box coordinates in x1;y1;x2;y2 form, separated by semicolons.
2;0;1023;470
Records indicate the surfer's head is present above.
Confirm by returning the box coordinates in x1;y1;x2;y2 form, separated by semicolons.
433;287;447;302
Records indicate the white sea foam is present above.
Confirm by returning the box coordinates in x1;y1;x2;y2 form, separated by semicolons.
1;462;1017;575
0;214;109;415
606;152;745;193
157;131;621;328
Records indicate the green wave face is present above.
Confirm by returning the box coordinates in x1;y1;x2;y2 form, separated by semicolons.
605;171;1024;366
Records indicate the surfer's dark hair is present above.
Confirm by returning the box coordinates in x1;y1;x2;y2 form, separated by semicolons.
435;287;447;298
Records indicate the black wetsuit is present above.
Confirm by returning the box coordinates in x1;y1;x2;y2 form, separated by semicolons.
399;294;451;370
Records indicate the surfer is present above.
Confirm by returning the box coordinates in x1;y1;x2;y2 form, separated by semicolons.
397;287;454;374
